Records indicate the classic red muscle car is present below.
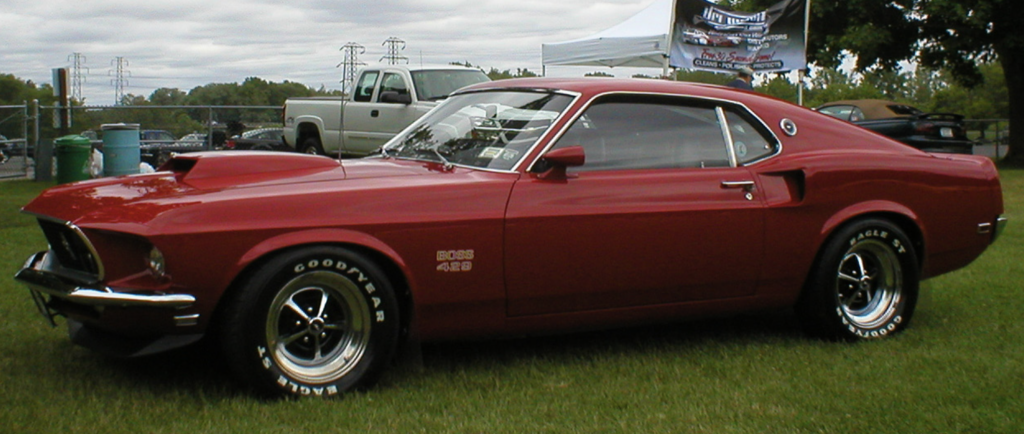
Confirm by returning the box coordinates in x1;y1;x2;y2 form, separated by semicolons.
15;78;1006;397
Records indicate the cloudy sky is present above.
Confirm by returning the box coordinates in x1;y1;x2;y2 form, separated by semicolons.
3;0;659;105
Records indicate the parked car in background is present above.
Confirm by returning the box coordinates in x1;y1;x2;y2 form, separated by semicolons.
15;78;1005;397
225;127;287;151
816;99;974;154
138;130;177;167
140;130;225;167
0;134;10;164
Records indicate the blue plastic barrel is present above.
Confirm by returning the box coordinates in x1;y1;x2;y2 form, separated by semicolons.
101;123;141;176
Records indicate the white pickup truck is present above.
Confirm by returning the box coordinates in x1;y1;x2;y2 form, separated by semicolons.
282;65;490;156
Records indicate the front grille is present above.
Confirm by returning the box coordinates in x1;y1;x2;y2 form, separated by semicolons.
38;219;100;278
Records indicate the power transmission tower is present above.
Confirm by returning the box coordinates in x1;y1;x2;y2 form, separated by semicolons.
68;53;88;103
109;57;130;105
381;37;409;65
338;42;366;95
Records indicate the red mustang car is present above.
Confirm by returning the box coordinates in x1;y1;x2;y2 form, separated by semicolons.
16;78;1006;397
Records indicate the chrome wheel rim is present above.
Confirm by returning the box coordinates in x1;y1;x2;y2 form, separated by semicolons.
266;271;370;383
835;240;903;328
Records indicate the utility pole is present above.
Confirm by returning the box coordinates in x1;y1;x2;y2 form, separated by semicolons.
338;42;366;96
109;57;130;105
68;53;88;103
381;37;409;65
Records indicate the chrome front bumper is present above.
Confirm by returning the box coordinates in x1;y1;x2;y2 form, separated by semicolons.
15;251;196;324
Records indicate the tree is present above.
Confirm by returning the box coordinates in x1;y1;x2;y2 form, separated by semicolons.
737;0;1023;162
585;71;614;77
149;88;188;106
673;69;732;85
0;73;56;106
0;74;58;139
485;67;540;81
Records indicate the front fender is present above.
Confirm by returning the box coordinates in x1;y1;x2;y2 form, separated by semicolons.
236;228;410;278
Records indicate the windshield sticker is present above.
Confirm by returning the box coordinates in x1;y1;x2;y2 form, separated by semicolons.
478;147;520;161
478;147;502;159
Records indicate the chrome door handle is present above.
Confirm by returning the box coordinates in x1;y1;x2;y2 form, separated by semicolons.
721;180;755;189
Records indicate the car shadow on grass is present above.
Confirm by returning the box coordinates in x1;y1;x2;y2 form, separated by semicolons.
30;310;806;399
391;309;807;382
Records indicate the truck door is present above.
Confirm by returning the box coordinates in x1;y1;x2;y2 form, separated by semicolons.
344;72;424;155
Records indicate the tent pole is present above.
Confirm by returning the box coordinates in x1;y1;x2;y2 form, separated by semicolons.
800;0;811;106
798;70;805;106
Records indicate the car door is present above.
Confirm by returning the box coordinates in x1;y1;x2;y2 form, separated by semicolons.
504;95;770;316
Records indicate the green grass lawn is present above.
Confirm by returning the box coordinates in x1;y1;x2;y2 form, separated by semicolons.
1;171;1022;434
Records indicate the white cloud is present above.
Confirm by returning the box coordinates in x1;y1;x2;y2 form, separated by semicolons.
2;0;657;104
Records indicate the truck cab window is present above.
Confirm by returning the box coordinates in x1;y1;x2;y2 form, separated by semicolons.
354;72;380;102
379;73;410;100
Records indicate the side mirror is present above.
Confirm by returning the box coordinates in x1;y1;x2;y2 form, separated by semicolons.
535;146;585;180
379;91;412;105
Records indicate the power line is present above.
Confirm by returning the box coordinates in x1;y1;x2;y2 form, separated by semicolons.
381;37;409;65
67;53;88;103
109;57;130;105
338;42;366;95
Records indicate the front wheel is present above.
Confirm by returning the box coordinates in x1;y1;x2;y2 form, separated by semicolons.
796;219;919;341
220;246;399;397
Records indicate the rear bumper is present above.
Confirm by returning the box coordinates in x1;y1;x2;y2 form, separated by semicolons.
994;216;1009;243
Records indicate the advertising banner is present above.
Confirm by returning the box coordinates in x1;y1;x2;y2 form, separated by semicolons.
669;0;807;73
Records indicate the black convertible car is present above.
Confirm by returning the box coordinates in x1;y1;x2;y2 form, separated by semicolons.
816;99;974;154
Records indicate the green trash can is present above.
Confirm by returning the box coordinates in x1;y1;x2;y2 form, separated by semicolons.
55;135;93;184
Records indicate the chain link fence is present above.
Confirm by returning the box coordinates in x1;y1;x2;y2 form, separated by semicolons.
4;102;283;180
964;119;1010;160
0;104;31;179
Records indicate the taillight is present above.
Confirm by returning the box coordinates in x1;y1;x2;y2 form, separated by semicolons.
224;139;235;149
915;122;936;134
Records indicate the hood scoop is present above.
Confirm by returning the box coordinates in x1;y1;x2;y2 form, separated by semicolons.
165;151;343;187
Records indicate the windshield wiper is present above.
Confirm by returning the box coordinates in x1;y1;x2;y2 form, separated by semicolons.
413;147;453;171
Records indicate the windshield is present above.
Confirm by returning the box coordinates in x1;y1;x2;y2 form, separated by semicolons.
384;90;573;171
410;70;491;101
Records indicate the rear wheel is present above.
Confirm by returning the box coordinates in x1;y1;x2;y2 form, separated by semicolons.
220;246;399;397
300;137;325;155
796;219;919;341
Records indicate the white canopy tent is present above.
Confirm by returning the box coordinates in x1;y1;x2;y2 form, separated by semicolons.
541;0;674;72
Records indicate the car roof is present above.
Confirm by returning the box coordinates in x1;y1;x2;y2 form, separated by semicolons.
455;77;762;103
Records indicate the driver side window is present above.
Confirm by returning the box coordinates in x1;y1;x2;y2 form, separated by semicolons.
379;73;410;100
553;97;731;172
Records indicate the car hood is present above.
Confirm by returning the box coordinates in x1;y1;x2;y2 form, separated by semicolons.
21;151;433;231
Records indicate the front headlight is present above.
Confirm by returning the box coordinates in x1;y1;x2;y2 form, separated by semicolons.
148;246;167;278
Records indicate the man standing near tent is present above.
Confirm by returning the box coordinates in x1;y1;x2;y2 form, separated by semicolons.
726;67;755;91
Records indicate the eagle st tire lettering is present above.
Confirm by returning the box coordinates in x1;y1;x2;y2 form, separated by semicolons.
797;219;920;341
220;246;400;398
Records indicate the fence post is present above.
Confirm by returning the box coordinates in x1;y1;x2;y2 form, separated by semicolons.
207;107;214;151
22;100;29;178
32;99;54;182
